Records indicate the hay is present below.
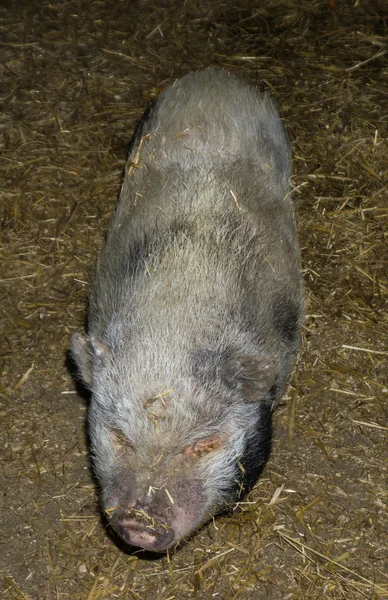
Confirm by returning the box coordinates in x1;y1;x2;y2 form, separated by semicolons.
1;0;387;598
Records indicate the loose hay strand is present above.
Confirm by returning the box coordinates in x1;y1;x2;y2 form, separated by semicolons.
278;531;388;596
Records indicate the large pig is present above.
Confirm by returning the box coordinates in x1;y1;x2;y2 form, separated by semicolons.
72;67;303;552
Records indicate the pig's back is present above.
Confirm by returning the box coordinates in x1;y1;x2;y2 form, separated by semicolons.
88;68;302;403
128;67;290;198
110;67;294;261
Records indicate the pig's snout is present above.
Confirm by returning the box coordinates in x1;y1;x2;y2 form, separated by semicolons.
107;478;206;551
115;515;174;552
110;495;175;552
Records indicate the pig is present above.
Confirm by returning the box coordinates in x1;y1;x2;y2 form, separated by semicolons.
71;67;303;552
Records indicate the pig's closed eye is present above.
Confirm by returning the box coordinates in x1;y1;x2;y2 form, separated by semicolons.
182;434;224;458
110;429;135;454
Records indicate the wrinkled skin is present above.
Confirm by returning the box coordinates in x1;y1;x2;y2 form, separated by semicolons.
72;67;303;552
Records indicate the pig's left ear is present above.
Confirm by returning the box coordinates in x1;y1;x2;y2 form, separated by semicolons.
223;355;276;404
71;332;108;388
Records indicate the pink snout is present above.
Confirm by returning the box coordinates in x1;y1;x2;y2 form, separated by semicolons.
114;516;175;552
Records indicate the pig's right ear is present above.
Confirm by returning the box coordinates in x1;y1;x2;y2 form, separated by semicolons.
71;332;107;388
222;354;277;404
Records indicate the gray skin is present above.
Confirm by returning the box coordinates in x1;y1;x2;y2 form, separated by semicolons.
72;67;303;552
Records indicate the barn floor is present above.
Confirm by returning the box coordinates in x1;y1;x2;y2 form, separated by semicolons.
1;1;387;598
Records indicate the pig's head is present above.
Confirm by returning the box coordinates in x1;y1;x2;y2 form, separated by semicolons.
71;331;276;552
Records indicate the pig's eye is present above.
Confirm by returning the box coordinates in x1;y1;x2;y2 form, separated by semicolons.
182;434;224;458
110;428;134;454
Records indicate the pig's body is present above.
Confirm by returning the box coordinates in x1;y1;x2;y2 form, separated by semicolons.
72;67;303;552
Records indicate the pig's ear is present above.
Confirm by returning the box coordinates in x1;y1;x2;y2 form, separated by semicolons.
222;355;276;404
71;332;108;388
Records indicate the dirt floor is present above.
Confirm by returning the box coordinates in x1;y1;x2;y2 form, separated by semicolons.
1;0;387;598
